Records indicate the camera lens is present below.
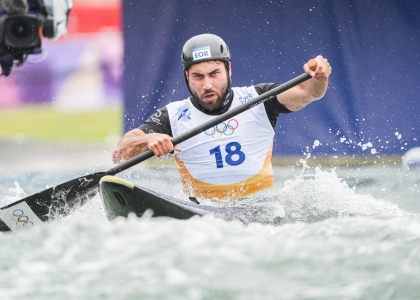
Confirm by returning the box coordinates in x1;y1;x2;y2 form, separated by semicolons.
10;19;33;39
4;15;41;49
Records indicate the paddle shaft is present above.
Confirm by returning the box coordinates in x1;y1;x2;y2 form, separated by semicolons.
107;64;315;175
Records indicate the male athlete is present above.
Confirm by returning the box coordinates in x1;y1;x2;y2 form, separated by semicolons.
113;33;332;200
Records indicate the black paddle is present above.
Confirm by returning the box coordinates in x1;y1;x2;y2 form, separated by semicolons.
0;60;317;232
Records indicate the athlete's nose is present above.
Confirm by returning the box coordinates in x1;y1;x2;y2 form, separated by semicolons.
202;76;213;91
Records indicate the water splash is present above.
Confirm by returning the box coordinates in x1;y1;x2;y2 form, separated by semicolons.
182;164;409;226
1;181;28;206
298;140;322;176
276;167;407;223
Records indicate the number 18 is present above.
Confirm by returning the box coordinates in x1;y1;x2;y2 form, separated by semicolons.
209;142;245;169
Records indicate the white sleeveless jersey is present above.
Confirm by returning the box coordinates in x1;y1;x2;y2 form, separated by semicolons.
167;86;275;200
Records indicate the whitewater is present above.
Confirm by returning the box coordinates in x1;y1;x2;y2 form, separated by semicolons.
0;143;419;299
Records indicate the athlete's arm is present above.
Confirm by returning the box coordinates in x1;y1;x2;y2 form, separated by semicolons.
112;129;181;163
112;107;181;163
277;55;332;111
254;83;292;129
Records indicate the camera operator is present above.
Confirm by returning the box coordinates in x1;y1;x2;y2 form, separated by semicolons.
0;0;71;76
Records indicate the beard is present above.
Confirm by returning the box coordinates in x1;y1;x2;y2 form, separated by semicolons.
189;79;229;111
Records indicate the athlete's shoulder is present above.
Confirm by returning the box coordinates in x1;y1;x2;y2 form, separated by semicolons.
166;97;194;111
166;97;192;109
232;85;258;93
231;86;259;101
253;83;282;95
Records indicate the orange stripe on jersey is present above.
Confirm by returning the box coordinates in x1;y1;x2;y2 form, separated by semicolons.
174;148;274;201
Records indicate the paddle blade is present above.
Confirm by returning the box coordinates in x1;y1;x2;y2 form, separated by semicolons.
0;172;106;232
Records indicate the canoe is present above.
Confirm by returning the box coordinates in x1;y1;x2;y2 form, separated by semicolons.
99;175;245;221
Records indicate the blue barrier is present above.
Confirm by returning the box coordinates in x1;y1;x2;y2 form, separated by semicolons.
123;0;420;155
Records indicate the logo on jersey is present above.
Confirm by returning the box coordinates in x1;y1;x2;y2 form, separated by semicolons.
205;118;239;138
151;117;162;125
239;93;254;104
175;105;192;122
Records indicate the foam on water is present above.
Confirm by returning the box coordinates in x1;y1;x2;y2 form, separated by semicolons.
0;208;419;299
1;164;420;299
185;166;413;226
2;180;28;205
278;167;409;222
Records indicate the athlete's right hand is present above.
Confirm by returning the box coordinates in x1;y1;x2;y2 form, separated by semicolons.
112;129;182;164
146;133;182;157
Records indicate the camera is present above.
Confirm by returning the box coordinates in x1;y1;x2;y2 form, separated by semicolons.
0;0;72;76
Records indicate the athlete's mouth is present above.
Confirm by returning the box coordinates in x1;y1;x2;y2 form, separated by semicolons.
203;93;215;100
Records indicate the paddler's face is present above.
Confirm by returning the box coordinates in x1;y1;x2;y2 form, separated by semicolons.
185;60;231;110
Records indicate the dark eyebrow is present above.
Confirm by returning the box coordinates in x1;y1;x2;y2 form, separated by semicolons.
209;68;221;74
191;68;221;76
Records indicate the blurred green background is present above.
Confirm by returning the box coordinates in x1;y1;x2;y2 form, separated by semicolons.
0;0;123;145
0;105;122;143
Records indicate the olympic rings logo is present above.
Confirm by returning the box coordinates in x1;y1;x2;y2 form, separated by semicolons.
205;119;239;138
10;209;34;228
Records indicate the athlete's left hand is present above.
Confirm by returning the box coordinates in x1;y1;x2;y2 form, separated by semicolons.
304;55;332;83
